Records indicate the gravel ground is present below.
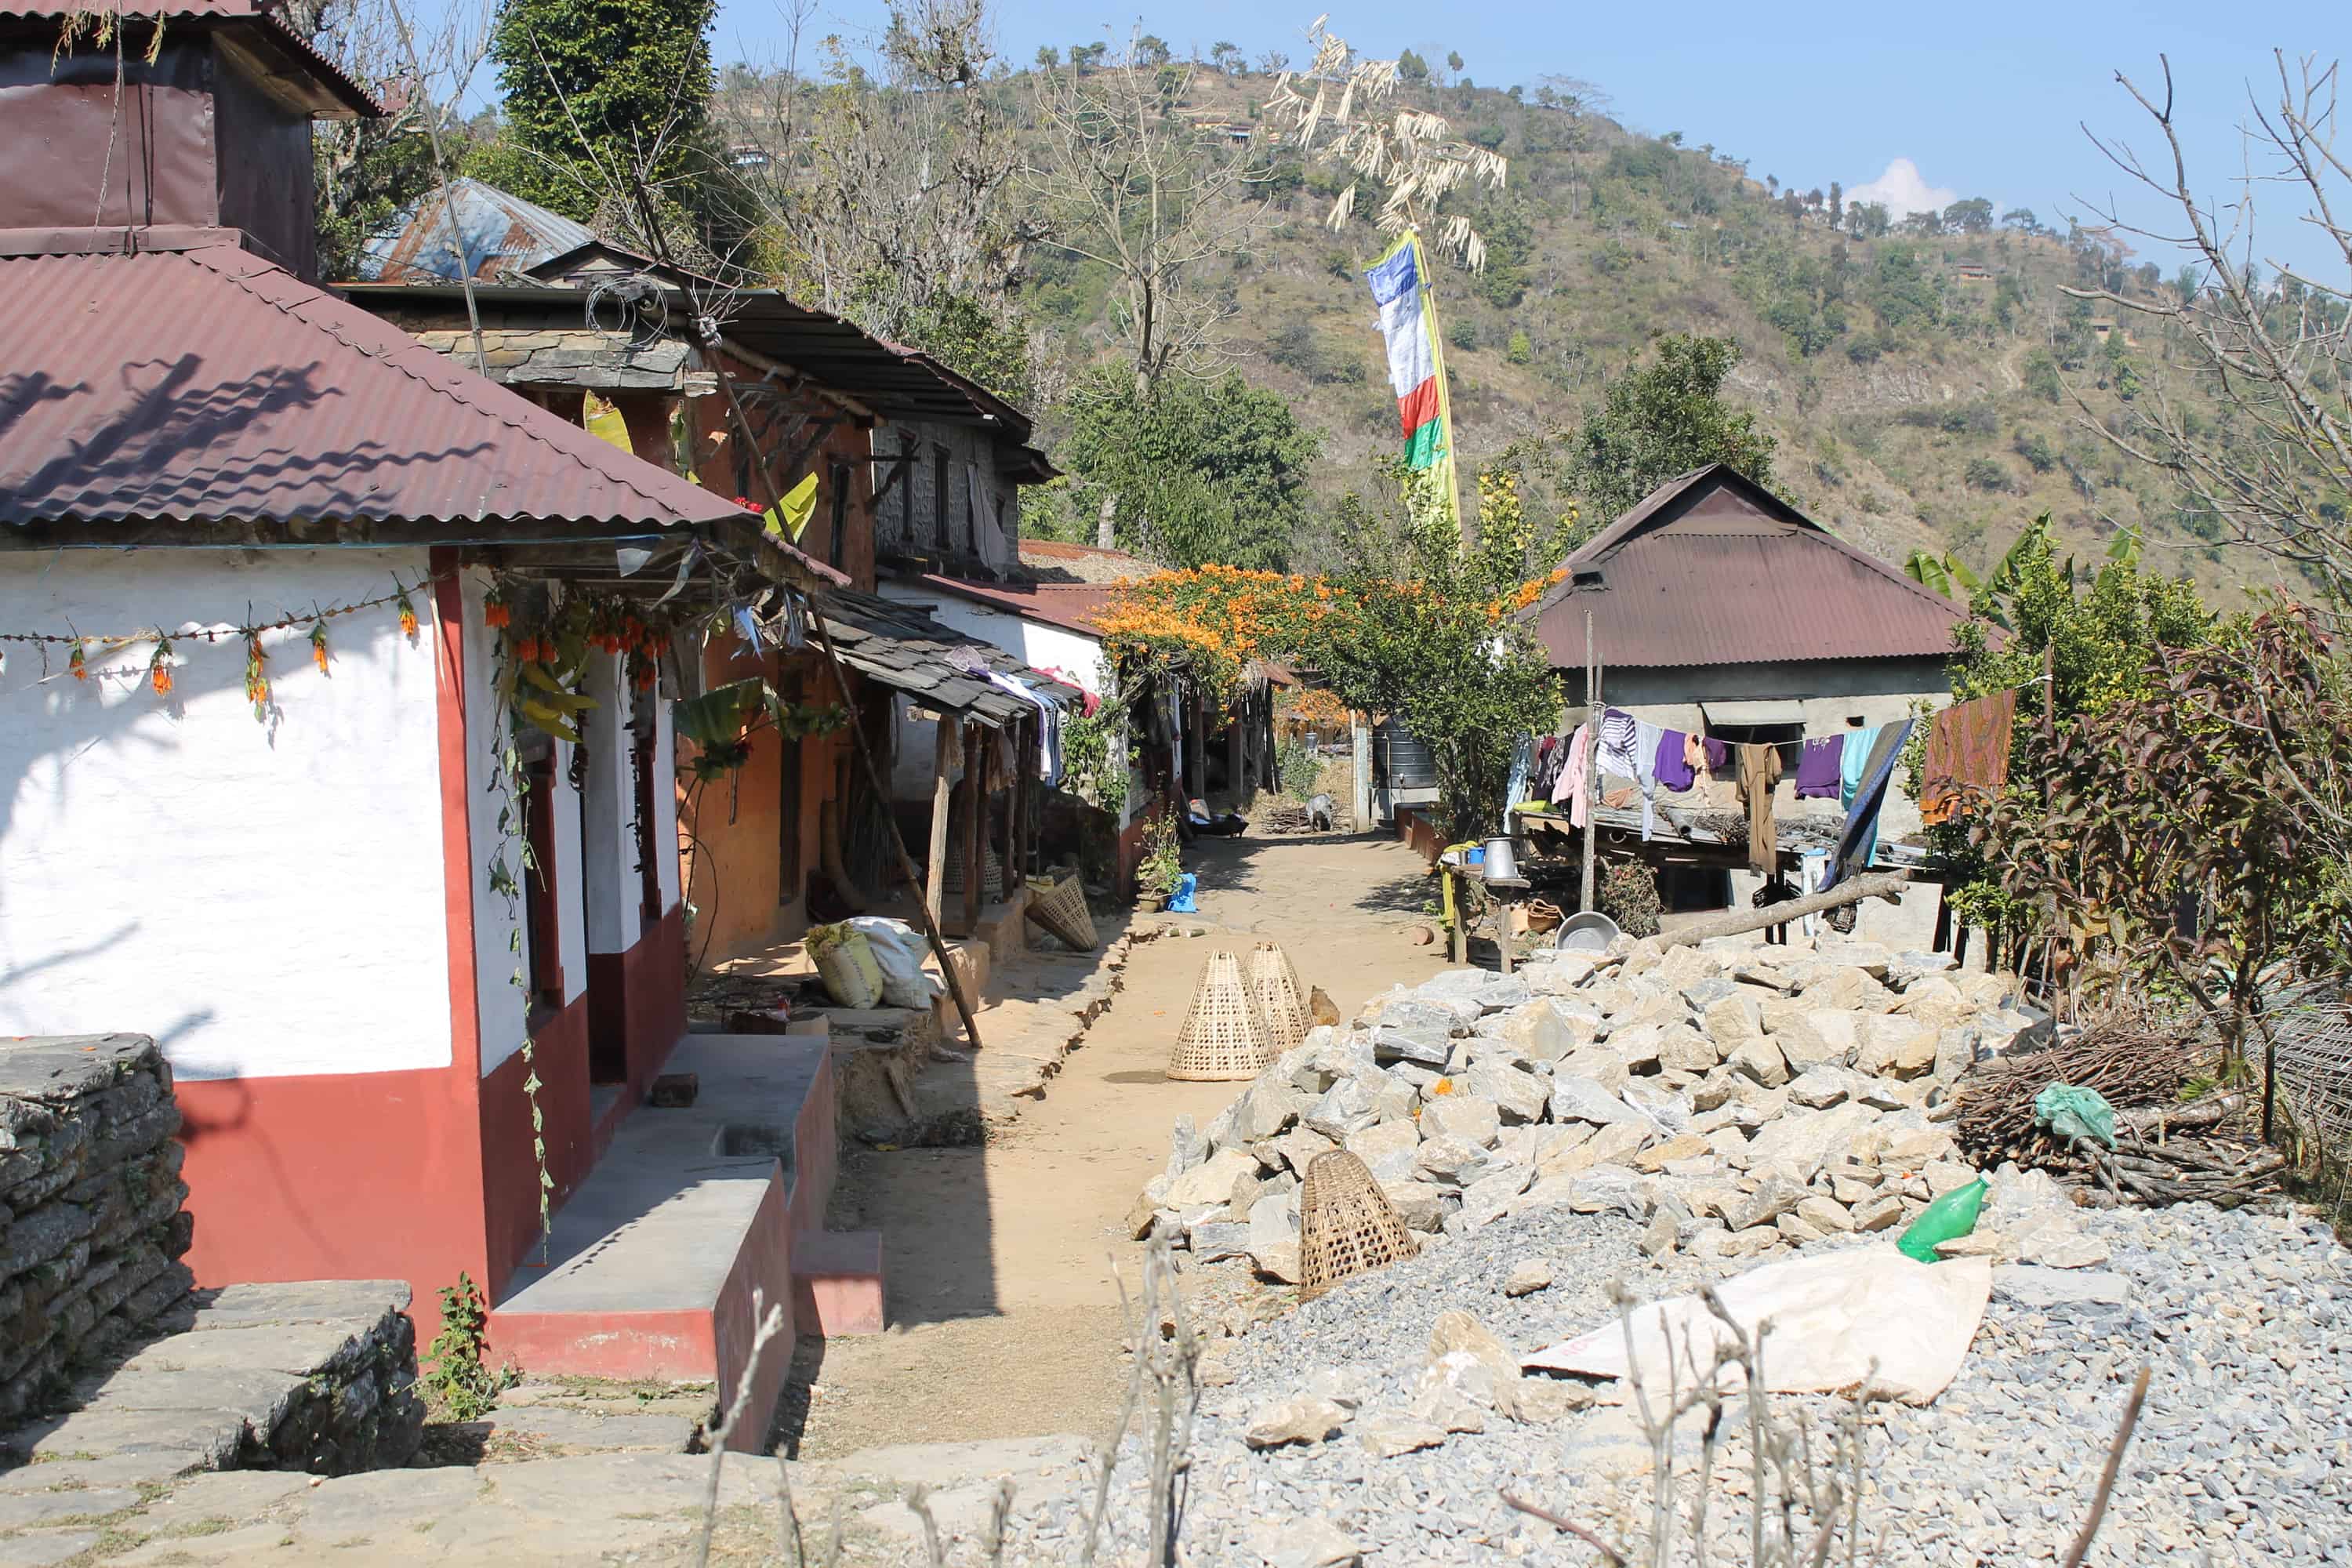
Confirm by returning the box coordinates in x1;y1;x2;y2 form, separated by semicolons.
948;1192;2352;1566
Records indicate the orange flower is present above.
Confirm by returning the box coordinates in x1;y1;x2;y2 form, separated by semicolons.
150;640;174;698
69;643;85;681
310;621;330;673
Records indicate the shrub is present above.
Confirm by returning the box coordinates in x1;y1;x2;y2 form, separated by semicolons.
1963;456;2010;492
1448;317;1479;351
1597;859;1661;938
1506;328;1533;365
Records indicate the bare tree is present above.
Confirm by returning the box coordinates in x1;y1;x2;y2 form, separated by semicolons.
299;0;493;281
2067;53;2352;608
1026;31;1269;395
1265;15;1507;270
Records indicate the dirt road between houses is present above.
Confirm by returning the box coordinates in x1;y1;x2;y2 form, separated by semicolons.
779;832;1454;1459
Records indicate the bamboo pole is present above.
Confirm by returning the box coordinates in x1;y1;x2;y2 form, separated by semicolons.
809;615;984;1050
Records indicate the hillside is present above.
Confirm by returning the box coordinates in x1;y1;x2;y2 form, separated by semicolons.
720;58;2250;597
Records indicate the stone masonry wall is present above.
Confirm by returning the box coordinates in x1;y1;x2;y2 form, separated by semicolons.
0;1034;193;1420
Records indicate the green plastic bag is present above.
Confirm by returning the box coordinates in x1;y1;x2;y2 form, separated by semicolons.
2034;1083;2118;1148
1896;1177;1986;1264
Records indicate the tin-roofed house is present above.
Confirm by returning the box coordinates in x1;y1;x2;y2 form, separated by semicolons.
0;0;867;1436
1523;464;1967;939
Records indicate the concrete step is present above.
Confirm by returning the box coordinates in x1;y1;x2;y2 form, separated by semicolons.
791;1230;884;1336
491;1033;842;1450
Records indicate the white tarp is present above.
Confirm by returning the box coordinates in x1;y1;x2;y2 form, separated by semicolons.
1523;1245;1992;1406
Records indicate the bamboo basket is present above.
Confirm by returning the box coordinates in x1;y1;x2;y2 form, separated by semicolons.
940;840;1002;900
1023;875;1099;952
1167;952;1279;1080
1298;1150;1419;1299
1246;942;1311;1051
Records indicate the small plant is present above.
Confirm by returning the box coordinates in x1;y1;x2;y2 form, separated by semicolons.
1135;811;1183;906
1275;734;1323;801
426;1273;513;1421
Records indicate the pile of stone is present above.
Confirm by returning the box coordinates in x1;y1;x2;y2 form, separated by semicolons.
0;1034;194;1421
1134;934;2089;1283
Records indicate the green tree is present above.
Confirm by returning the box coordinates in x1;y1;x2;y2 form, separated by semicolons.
1944;196;1994;233
1396;48;1429;84
1210;40;1243;73
1506;328;1532;364
1309;466;1566;839
1062;368;1321;570
1558;333;1777;524
482;0;718;223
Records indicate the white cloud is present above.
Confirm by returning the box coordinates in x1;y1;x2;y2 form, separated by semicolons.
1846;158;1958;220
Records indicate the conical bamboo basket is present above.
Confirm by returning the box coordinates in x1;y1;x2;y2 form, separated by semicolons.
1246;941;1311;1051
1167;951;1279;1080
1298;1149;1420;1299
1022;874;1098;952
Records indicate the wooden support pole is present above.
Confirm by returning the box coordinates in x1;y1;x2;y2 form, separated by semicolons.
962;724;984;931
927;718;954;927
1581;612;1600;916
808;613;982;1050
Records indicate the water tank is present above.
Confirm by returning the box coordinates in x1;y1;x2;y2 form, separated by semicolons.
1374;721;1438;789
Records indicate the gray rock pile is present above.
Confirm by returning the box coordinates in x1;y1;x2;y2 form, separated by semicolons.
1134;936;2056;1282
0;1033;194;1420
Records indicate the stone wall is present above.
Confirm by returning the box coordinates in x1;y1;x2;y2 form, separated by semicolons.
0;1034;194;1421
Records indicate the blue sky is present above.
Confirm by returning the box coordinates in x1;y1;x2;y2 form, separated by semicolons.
691;0;2347;280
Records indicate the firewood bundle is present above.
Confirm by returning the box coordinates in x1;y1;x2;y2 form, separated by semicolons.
1955;1004;2210;1164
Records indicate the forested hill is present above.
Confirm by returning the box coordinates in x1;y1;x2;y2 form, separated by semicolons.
987;64;2229;590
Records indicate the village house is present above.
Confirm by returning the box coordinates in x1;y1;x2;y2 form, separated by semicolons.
0;0;1085;1440
346;198;1071;960
1522;464;1969;939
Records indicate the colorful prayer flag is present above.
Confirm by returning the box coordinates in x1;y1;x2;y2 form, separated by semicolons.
1364;232;1460;520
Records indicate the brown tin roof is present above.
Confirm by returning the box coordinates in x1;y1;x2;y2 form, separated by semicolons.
6;0;380;116
1524;464;1968;670
0;241;835;585
906;575;1117;637
818;590;1083;727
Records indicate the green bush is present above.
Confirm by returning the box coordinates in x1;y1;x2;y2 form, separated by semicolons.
1448;317;1479;351
1506;329;1533;364
1276;735;1323;800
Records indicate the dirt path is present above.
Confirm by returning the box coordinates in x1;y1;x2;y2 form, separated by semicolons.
781;832;1452;1458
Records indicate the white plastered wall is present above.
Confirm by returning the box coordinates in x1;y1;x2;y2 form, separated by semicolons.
0;548;453;1080
873;586;1125;826
576;652;643;958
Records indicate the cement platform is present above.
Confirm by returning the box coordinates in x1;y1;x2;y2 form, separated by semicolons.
490;1032;875;1450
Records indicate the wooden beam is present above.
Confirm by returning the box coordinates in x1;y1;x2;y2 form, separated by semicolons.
1642;870;1911;954
962;724;985;931
927;719;955;927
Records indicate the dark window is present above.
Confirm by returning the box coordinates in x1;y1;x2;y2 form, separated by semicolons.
521;739;564;1016
931;444;950;550
631;719;661;924
827;461;851;569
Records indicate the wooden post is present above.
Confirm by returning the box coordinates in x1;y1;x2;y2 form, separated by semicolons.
926;717;954;927
962;723;985;931
807;613;983;1050
1581;612;1601;916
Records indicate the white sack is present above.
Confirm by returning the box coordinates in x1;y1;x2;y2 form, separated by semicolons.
1523;1245;1991;1406
846;916;942;1010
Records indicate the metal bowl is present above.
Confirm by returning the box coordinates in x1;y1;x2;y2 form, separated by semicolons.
1554;911;1621;953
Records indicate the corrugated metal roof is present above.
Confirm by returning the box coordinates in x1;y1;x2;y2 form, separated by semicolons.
909;575;1115;637
6;0;379;115
358;180;598;284
1526;464;1967;670
0;242;812;537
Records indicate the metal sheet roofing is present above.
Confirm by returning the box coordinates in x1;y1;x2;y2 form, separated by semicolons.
819;590;1083;726
358;179;597;285
0;242;804;536
1526;464;1969;670
908;575;1116;638
6;0;379;114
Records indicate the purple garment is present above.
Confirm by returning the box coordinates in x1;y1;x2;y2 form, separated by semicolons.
1795;737;1844;799
1700;735;1730;773
1654;728;1696;791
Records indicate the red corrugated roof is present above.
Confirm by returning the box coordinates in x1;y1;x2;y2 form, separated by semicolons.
0;244;838;564
910;575;1116;637
1526;465;1967;669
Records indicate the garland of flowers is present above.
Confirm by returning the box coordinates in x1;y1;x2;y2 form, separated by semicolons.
1;575;431;710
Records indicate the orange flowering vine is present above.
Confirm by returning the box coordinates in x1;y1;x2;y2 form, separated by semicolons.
68;641;86;681
149;638;174;699
310;620;329;674
243;631;270;720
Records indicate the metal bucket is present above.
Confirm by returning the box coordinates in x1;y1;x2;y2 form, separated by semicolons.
1480;836;1523;884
